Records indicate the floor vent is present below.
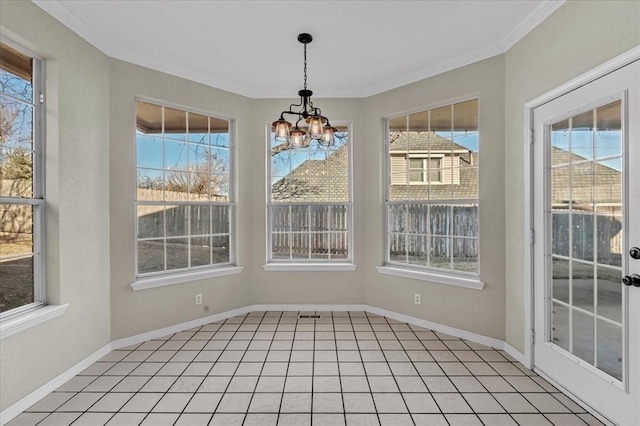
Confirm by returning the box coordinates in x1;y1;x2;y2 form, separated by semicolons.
298;314;322;319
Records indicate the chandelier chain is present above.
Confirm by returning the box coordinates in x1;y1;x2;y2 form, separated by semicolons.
303;42;307;91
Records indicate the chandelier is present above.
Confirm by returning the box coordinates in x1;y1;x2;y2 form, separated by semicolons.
272;33;336;148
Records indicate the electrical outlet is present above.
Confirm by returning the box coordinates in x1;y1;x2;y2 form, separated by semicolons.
195;294;203;305
414;293;421;305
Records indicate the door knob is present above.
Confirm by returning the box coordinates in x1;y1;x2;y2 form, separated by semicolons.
622;274;640;287
631;247;640;260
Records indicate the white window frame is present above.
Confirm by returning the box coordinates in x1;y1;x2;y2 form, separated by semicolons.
380;97;483;289
0;38;47;320
132;98;239;288
264;123;355;271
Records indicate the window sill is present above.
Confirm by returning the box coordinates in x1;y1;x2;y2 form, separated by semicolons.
131;266;244;291
263;263;357;272
0;304;69;340
376;266;485;290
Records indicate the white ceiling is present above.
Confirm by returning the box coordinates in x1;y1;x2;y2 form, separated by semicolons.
33;0;564;98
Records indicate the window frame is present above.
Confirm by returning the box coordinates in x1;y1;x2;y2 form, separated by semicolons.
133;97;236;281
0;38;46;320
265;122;354;266
382;97;481;281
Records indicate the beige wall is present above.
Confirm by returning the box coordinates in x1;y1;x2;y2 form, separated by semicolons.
0;1;111;411
109;60;254;340
504;0;640;352
363;56;507;340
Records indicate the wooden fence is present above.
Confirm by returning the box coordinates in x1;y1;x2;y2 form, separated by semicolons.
388;204;478;258
271;205;349;256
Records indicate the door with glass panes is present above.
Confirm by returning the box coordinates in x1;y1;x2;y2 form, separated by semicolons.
533;60;640;425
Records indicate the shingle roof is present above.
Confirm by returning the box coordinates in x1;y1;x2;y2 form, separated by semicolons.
389;131;470;152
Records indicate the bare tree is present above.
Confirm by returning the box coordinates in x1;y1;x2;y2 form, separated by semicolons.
166;149;229;197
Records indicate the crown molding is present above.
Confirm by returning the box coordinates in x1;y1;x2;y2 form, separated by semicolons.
32;0;565;99
500;0;566;51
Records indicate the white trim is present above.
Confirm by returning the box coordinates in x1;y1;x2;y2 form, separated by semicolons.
0;304;68;341
499;1;566;51
262;263;357;272
0;342;111;425
31;1;564;98
111;305;252;349
533;368;616;426
523;45;640;372
130;266;243;291
250;304;369;312
376;266;485;290
367;305;504;349
503;342;527;365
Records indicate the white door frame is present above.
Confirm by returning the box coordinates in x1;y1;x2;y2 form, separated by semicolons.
523;45;640;371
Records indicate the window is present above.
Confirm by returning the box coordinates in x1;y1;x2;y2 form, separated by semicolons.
267;126;352;263
385;99;479;275
409;157;442;183
0;42;45;316
135;100;234;277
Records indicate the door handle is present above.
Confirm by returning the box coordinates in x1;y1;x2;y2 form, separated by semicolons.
622;274;640;287
631;247;640;260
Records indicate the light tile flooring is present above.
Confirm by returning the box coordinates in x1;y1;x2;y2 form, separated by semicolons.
9;311;604;426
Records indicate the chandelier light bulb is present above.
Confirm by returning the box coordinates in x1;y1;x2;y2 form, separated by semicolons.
320;125;337;146
307;116;324;140
272;119;291;142
289;127;307;149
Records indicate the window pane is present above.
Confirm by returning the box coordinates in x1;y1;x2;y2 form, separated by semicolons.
291;205;309;231
551;302;570;352
406;203;428;234
407;235;428;266
429;205;451;236
138;205;164;239
187;111;208;143
597;266;622;323
0;147;33;197
310;233;329;259
595;101;622;159
0;204;34;313
165;205;188;237
572;309;594;365
136;168;164;201
190;205;210;235
330;205;348;232
430;236;450;269
164;107;187;141
212;205;230;235
0;95;33;150
453;237;477;273
166;238;189;270
291;233;309;259
452;204;478;237
136;135;163;169
165;170;189;201
0;62;33;104
330;233;348;259
389;233;406;263
552;257;570;304
310;205;328;231
271;206;290;233
138;239;164;274
272;233;290;260
572;261;594;313
191;236;211;267
212;235;229;264
597;320;622;381
388;204;406;233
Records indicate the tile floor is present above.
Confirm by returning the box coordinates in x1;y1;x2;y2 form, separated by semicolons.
8;311;605;426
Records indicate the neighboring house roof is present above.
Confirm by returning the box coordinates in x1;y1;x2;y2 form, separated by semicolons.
551;146;621;208
389;131;471;153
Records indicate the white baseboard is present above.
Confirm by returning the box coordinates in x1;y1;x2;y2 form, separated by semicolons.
0;343;112;426
2;303;525;425
502;342;527;365
249;304;368;313
111;305;253;350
